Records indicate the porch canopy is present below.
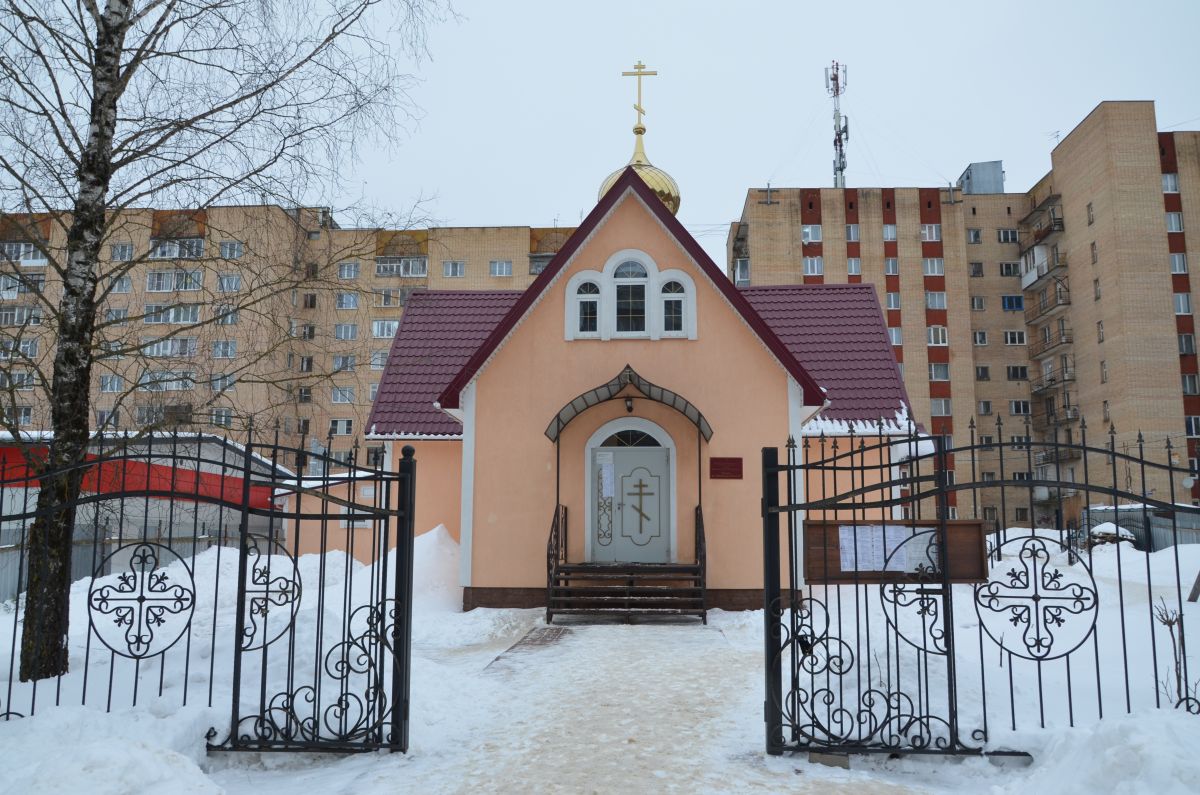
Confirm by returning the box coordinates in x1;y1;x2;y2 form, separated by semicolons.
544;364;714;442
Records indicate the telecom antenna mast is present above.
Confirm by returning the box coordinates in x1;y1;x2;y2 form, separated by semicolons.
825;61;849;188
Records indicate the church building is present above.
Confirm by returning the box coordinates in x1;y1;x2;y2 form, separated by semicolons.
367;109;914;616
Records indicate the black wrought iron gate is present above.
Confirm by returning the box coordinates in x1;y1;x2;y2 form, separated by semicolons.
762;423;1199;758
209;441;417;753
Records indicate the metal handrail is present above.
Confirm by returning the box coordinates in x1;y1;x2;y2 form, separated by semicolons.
1029;331;1073;358
545;504;566;622
695;505;707;621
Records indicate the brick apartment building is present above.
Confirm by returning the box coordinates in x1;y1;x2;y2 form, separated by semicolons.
727;100;1200;525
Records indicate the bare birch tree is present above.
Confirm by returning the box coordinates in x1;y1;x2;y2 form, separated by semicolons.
0;0;447;681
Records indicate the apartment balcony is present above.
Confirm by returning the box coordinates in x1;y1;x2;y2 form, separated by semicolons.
1030;365;1076;394
1021;252;1068;291
1025;290;1071;324
1029;330;1073;359
1031;405;1081;429
1034;446;1083;467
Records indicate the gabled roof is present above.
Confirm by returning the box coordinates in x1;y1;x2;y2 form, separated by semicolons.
366;290;521;437
741;284;912;422
434;166;825;411
368;284;911;438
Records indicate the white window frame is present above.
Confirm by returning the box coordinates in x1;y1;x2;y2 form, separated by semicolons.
801;224;822;243
920;224;941;242
1004;330;1026;346
370;349;388;370
973;330;987;346
925;291;947;310
336;292;359;310
846;257;861;275
927;326;948;346
564;250;697;341
1171;253;1188;274
845;224;860;242
1009;400;1031;416
372;319;399;338
887;327;902;346
212;340;236;359
886;292;901;310
1163;173;1180;193
375;257;427;277
922;258;944;276
884;258;898;275
966;228;982;244
803;256;824;276
331;386;355;404
1167;212;1184;233
998;229;1019;244
971;296;986;311
930;398;952;417
882;224;897;242
733;258;750;286
219;240;243;260
338;260;360;280
110;242;133;262
443;260;465;278
211;407;233;428
334;323;358;340
929;363;950;381
1176;293;1193;315
489;260;513;277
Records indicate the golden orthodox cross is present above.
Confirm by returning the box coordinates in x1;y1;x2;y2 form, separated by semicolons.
621;61;658;127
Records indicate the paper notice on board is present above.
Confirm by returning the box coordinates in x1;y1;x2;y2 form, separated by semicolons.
838;525;911;572
596;452;615;499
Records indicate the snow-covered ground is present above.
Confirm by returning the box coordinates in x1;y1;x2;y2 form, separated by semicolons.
1;528;1199;794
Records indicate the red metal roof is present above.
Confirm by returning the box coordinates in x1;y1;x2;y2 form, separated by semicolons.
368;283;910;437
434;167;826;411
366;290;521;437
742;284;912;422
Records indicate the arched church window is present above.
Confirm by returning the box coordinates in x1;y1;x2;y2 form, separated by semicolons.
662;280;685;334
577;282;600;334
614;261;646;332
600;429;660;447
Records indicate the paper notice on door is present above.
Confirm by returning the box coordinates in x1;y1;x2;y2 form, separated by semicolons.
838;525;911;572
596;452;615;499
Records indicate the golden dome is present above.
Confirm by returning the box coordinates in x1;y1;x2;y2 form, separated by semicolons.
599;124;681;215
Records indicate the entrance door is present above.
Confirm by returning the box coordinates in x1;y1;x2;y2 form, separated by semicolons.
591;432;671;563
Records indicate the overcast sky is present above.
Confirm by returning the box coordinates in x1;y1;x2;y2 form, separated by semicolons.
343;0;1200;263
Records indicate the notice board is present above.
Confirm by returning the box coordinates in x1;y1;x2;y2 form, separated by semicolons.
802;520;989;584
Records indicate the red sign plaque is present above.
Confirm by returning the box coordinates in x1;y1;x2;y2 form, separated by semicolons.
709;457;743;479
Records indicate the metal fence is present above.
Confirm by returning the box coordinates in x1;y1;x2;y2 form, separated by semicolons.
0;430;416;754
762;420;1200;759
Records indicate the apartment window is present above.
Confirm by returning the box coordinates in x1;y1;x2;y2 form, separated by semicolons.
489;260;513;277
1087;202;1094;225
332;386;355;404
801;224;822;243
4;406;33;426
1000;262;1021;277
1100;360;1108;383
375;257;427;277
1091;242;1098;264
1176;293;1193;315
211;408;233;428
968;262;983;277
1172;254;1189;274
1096;320;1104;342
975;365;990;381
922;258;944;276
371;350;388;370
882;224;897;241
305;262;320;279
138;370;195;392
215;305;238;325
302;292;318;309
96;408;119;428
212;340;236;359
149;238;203;259
334;323;358;340
884;258;898;275
969;296;985;311
1014;507;1030;521
336;292;359;310
1187;416;1200;438
998;229;1019;244
1001;295;1024;312
977;400;993;416
1093;278;1101;300
99;375;123;393
1007;365;1028;381
144;303;201;324
1004;330;1026;345
929;363;950;381
338;260;360;279
146;269;201;292
925;291;947;310
141;337;197;358
1167;212;1185;233
217;273;241;292
219;241;244;260
966;228;982;244
803;256;824;276
979;436;995;449
886;292;901;310
443;260;465;278
1184;374;1200;395
209;374;236;392
920;224;941;242
930;398;952;416
105;307;129;326
1181;334;1197;355
370;383;379;401
1009;400;1031;416
973;330;988;346
108;275;132;294
374;287;409;307
333;354;356;372
927;326;948;346
0;305;41;327
1010;435;1031;450
372;319;399;338
1163;173;1180;193
846;257;861;275
845;224;860;242
887;327;902;346
297;387;312;404
298;356;313;372
733;258;750;286
330;419;354;436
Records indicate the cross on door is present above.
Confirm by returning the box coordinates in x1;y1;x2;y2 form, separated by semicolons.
625;478;655;534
